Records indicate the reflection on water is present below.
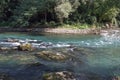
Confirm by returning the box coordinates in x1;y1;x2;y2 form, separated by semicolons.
0;32;119;80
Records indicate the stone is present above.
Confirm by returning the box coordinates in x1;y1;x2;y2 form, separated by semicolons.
112;76;120;80
6;38;19;42
0;73;14;80
27;62;43;67
86;74;103;80
42;71;76;80
0;46;19;51
0;47;11;51
73;47;94;55
18;43;34;51
76;72;103;80
36;51;68;61
11;47;18;50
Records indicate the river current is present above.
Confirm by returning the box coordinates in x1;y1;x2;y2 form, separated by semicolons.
0;32;119;80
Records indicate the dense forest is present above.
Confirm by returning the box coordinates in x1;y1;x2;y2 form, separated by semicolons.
0;0;120;28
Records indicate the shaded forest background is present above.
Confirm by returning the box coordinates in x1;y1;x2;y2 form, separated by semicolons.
0;0;120;28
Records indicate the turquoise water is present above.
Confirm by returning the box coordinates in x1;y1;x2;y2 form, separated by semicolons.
0;32;120;80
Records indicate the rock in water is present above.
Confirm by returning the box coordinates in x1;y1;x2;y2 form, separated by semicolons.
42;71;76;80
36;51;68;61
26;62;43;67
6;38;19;42
0;73;14;80
18;43;34;51
0;47;11;50
112;76;120;80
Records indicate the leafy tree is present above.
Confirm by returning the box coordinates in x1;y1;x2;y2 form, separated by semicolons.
0;0;10;21
10;0;56;27
54;0;80;24
0;0;120;28
11;0;39;26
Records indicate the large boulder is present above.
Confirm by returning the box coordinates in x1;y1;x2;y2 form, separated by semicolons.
42;71;76;80
42;71;105;80
36;51;68;61
18;43;34;51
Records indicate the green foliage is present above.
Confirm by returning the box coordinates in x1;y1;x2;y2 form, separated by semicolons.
11;0;41;26
0;0;9;18
55;2;72;22
61;23;90;29
100;7;120;26
0;0;19;21
0;0;120;28
54;0;79;24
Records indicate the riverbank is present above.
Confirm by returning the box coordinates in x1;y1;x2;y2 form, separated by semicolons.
36;28;100;34
0;27;101;34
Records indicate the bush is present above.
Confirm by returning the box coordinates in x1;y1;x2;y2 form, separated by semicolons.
61;23;90;29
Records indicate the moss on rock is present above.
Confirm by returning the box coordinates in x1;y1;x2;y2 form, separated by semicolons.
18;43;34;51
42;71;76;80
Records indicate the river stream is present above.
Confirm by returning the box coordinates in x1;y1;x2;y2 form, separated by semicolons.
0;32;119;80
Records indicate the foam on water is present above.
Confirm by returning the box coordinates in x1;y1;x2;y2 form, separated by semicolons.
1;30;120;48
0;32;120;79
66;29;120;47
51;29;120;48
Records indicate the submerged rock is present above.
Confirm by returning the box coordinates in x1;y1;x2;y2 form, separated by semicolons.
85;73;103;80
26;62;43;67
112;76;120;80
36;51;68;61
76;72;103;80
0;47;11;50
0;73;14;80
42;71;106;80
42;71;76;80
72;47;94;55
0;46;19;51
6;38;19;42
18;43;34;51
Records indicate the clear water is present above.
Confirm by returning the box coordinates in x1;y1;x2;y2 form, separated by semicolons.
0;32;120;80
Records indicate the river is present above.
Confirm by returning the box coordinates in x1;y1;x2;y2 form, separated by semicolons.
0;32;119;80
